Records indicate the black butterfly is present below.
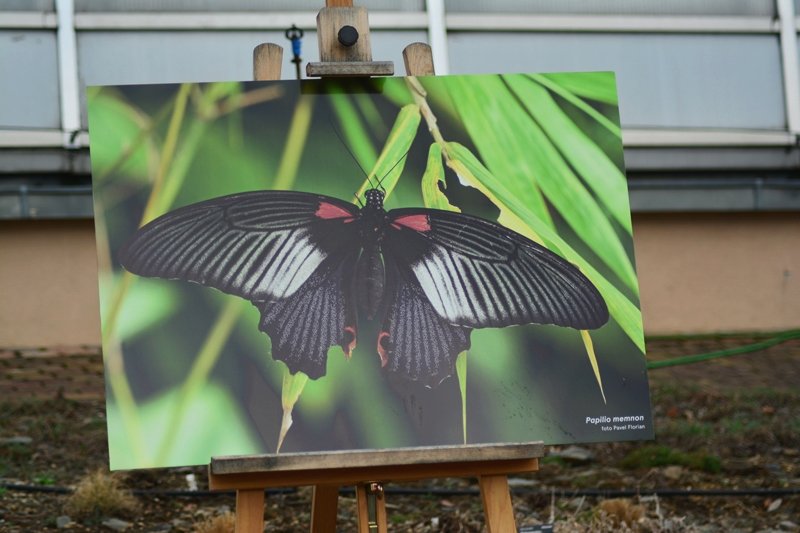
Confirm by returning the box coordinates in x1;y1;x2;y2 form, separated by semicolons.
120;187;608;386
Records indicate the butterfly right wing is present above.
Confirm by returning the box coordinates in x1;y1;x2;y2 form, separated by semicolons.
119;190;362;378
383;208;609;331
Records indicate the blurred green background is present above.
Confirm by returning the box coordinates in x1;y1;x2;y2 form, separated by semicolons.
88;73;650;470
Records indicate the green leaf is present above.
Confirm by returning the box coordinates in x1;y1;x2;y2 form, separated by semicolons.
110;278;178;341
354;92;389;138
445;77;553;228
541;71;619;105
423;143;468;444
381;77;415;107
156;299;244;464
277;369;309;453
580;329;606;403
87;88;157;181
532;74;621;138
505;75;631;234
355;104;421;202
419;77;461;123
330;92;377;174
450;76;637;293
107;383;261;470
456;351;468;444
421;143;460;212
445;142;644;353
273;95;315;190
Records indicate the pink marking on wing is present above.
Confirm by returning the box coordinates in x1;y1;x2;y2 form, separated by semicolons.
377;331;390;367
393;214;431;232
315;201;354;220
343;326;357;359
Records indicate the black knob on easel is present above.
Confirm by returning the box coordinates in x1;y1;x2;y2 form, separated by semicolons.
338;25;359;47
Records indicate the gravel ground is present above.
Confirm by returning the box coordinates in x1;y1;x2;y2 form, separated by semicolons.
1;334;798;532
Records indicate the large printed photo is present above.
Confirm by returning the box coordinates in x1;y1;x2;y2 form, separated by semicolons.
88;73;652;470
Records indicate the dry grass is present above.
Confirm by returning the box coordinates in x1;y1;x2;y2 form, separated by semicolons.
64;469;138;520
194;512;236;533
597;498;645;528
551;496;699;532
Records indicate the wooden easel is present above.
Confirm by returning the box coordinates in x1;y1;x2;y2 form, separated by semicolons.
214;2;545;531
209;443;543;532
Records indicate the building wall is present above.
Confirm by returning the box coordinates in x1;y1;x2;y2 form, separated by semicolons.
634;212;799;334
0;219;100;347
0;213;796;348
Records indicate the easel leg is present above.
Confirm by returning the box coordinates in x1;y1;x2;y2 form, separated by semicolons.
479;475;516;533
310;484;340;533
235;489;265;533
355;482;387;533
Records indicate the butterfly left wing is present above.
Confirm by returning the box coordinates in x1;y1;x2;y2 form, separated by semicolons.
119;190;362;379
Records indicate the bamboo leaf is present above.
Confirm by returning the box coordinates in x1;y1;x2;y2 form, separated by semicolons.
505;75;631;234
156;299;243;464
381;77;415;107
445;142;644;353
580;330;606;403
450;76;637;293
456;351;468;444
355;104;421;202
156;120;209;213
277;369;309;453
419;77;461;123
108;383;260;470
87;89;158;182
421;143;459;212
330;92;377;174
273;96;315;190
532;74;621;138
541;71;619;105
354;92;389;138
445;77;554;228
421;143;468;444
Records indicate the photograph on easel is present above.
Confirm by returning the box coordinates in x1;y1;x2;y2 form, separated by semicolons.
88;72;652;470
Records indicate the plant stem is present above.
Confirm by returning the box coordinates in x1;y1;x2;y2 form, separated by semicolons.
406;77;449;154
273;96;315;190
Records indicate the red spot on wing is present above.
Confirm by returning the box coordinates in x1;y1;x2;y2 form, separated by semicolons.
377;331;390;367
392;214;431;232
316;201;354;220
343;326;357;359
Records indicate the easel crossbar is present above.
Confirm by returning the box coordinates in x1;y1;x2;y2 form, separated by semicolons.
209;457;540;491
211;442;544;476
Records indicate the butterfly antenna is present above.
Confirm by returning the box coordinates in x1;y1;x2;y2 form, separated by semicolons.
375;147;412;192
329;119;375;189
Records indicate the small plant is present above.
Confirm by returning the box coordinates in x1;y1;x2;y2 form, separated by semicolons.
194;512;235;533
619;445;721;473
64;469;138;521
34;474;55;486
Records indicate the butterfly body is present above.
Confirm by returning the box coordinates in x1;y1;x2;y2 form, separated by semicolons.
354;189;389;319
120;187;609;386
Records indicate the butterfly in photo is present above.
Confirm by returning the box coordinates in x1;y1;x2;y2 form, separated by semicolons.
120;187;609;387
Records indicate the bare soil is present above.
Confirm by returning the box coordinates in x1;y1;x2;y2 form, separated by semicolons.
1;335;799;532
